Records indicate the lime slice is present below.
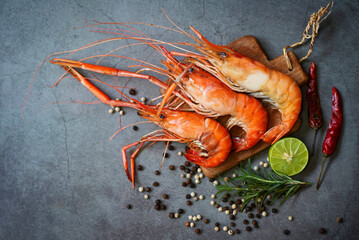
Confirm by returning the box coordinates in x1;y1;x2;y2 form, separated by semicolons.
268;137;309;176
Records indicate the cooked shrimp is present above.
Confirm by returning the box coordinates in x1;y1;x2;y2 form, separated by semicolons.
186;27;302;144
159;47;268;152
59;65;232;188
51;56;267;152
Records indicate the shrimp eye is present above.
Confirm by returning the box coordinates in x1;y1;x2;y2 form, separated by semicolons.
188;68;194;73
160;114;165;119
220;52;227;58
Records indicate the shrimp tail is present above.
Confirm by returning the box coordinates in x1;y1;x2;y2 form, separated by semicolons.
184;149;207;166
260;123;288;144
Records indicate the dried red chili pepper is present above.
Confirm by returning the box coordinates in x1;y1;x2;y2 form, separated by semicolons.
315;87;342;190
306;62;323;156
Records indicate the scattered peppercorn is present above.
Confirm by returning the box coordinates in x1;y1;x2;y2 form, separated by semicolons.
236;199;242;205
215;222;220;227
319;228;326;234
223;206;229;211
272;208;278;213
132;126;138;131
222;197;228;202
229;200;235;205
266;200;271;205
245;226;252;232
154;205;160;211
284;230;290;235
248;213;254;219
184;168;190;173
168;145;175;151
155;199;161;205
185;161;192;167
252;220;258;228
160;204;166;210
209;178;215;182
182;182;187;187
185;178;192;184
215;204;220;208
145;187;151;192
162;153;169;158
129;89;136;95
169;165;175;170
235;229;241;234
336;217;343;223
154;170;160;175
243;219;249;225
162;194;169;199
225;193;230;198
256;214;261;219
180;165;185;170
204;218;209;224
194;228;201;234
186;200;192;206
137;165;143;170
190;170;195;175
153;182;159;187
185;194;191;199
178;209;184;214
230;222;236;227
126;204;132;209
189;183;195;188
185;221;190;227
229;215;236;220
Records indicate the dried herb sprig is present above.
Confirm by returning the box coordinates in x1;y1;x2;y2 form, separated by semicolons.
216;160;311;210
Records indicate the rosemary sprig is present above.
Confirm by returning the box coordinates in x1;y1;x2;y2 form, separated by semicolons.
216;160;311;210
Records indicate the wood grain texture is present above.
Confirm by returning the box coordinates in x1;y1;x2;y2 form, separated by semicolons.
201;36;308;178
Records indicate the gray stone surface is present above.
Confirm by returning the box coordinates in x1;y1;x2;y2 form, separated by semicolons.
1;0;358;239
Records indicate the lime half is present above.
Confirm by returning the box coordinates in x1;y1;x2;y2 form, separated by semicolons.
268;137;309;176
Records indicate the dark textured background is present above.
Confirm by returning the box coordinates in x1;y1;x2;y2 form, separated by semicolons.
1;0;358;239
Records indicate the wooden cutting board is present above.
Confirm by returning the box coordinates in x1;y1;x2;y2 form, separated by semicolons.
201;35;308;178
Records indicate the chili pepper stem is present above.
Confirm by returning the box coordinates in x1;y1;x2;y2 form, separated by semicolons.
315;154;328;190
310;128;318;157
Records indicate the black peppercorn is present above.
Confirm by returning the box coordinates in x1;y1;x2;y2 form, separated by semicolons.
189;183;195;188
169;212;175;218
252;220;258;228
235;229;240;234
185;178;192;184
162;153;169;158
154;170;160;175
215;222;220;227
185;194;191;199
169;165;175;170
160;204;166;210
248;213;254;218
126;204;132;209
245;226;252;232
209;178;215;182
185;221;190;227
223;206;229;211
162;194;169;199
284;229;290;235
215;204;220;208
186;200;192;206
154;205;160;210
243;219;249;225
266;200;271;205
178;209;184;214
256;214;261;219
319;228;326;234
229;215;235;220
191;166;197;172
132;125;138;131
180;165;185;170
272;208;278;213
203;218;209;224
137;165;143;170
129;89;136;95
153;182;159;187
225;193;230;198
230;222;236;227
190;170;195;175
184;168;190;173
182;182;187;187
185;161;191;167
145;187;151;192
336;217;343;223
168;145;175;151
236;199;242;205
155;199;161;205
222;197;228;202
229;200;235;205
194;228;201;234
251;203;256;209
